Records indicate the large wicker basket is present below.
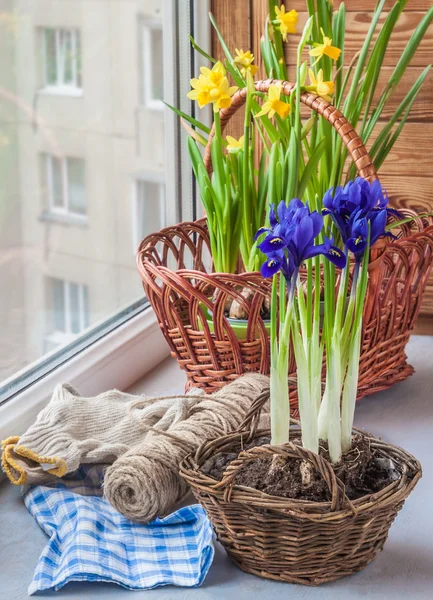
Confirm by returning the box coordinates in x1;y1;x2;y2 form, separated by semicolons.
137;80;433;408
179;391;422;586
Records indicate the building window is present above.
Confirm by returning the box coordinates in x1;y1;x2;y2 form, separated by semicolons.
134;178;165;247
43;28;82;92
45;278;89;351
140;21;163;108
45;154;86;217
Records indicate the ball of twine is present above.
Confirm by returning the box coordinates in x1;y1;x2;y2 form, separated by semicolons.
103;373;270;523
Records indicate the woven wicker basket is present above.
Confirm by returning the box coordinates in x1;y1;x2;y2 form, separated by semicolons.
137;80;433;407
179;391;422;586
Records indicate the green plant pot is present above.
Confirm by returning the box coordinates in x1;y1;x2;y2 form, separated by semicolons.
198;303;271;341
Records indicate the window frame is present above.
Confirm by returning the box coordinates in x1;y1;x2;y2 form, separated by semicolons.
133;174;166;251
45;154;87;219
41;27;82;96
140;19;164;111
0;0;211;440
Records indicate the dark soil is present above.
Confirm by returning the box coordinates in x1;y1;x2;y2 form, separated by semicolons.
200;434;401;502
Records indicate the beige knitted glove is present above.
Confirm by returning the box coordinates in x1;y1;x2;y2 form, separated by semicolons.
1;384;204;485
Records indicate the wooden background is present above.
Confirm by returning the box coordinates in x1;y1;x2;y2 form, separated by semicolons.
211;0;433;333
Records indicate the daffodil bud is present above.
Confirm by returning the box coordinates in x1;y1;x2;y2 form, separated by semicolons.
299;61;308;87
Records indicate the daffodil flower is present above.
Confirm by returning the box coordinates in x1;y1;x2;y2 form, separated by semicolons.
233;49;259;77
226;135;244;154
209;76;238;111
187;74;212;108
254;84;290;119
309;28;342;66
306;69;334;102
274;5;298;41
199;61;226;87
187;61;238;111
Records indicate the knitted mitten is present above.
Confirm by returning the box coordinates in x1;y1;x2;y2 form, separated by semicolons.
1;384;203;485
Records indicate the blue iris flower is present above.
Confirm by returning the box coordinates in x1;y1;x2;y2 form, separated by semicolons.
256;198;346;282
322;177;399;261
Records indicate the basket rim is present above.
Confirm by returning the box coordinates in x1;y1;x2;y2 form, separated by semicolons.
179;427;422;522
138;211;433;269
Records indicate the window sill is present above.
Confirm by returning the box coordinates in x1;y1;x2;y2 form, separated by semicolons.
38;86;83;98
0;307;170;445
39;211;88;228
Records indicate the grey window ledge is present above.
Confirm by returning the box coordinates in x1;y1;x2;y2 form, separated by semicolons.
39;211;88;228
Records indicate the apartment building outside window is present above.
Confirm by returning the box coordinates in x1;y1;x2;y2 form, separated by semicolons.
43;28;82;93
0;0;205;414
141;21;163;109
44;154;86;218
45;278;89;352
134;178;165;249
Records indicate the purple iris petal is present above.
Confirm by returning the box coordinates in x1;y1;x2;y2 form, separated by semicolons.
258;234;287;253
260;256;283;278
254;226;270;241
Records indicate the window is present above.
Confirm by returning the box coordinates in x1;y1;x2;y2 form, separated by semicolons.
44;154;86;217
0;0;207;407
45;278;89;352
134;178;165;248
141;21;164;108
42;28;82;93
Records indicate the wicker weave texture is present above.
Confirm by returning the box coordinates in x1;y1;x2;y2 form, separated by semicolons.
179;392;422;586
137;212;433;406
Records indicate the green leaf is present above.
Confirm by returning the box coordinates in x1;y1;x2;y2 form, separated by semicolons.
189;35;217;64
163;102;211;134
298;137;327;201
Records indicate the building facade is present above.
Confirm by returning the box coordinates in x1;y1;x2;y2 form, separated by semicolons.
0;0;166;381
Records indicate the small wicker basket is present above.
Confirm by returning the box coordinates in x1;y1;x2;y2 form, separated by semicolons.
179;391;422;586
137;80;433;406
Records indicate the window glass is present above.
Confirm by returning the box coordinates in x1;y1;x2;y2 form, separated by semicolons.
136;180;164;246
44;29;57;85
0;1;174;387
51;278;66;333
67;158;86;215
150;28;163;101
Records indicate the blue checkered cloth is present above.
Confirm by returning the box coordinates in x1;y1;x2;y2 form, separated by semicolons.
23;465;214;595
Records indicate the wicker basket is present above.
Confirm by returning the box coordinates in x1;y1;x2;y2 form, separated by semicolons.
179;391;422;586
137;79;433;406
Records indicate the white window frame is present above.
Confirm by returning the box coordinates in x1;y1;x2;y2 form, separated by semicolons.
41;28;82;96
0;0;211;455
141;20;164;110
45;278;89;345
133;174;166;251
45;154;87;219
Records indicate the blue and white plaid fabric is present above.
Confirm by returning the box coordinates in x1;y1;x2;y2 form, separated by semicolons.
23;465;214;595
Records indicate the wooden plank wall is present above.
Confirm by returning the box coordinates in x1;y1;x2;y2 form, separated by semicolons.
211;0;433;333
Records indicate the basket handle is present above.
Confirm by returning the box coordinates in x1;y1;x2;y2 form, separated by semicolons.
204;78;378;183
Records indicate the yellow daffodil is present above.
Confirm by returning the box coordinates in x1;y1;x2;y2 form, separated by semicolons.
199;61;226;87
187;74;212;108
233;49;259;77
306;69;334;102
226;135;244;154
187;61;238;111
274;5;298;41
254;84;290;119
309;28;341;66
209;76;238;111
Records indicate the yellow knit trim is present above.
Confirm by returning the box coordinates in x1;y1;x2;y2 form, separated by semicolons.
1;436;20;448
1;442;27;485
1;438;67;484
14;445;67;478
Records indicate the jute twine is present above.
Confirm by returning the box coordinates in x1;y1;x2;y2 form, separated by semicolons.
103;373;270;523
